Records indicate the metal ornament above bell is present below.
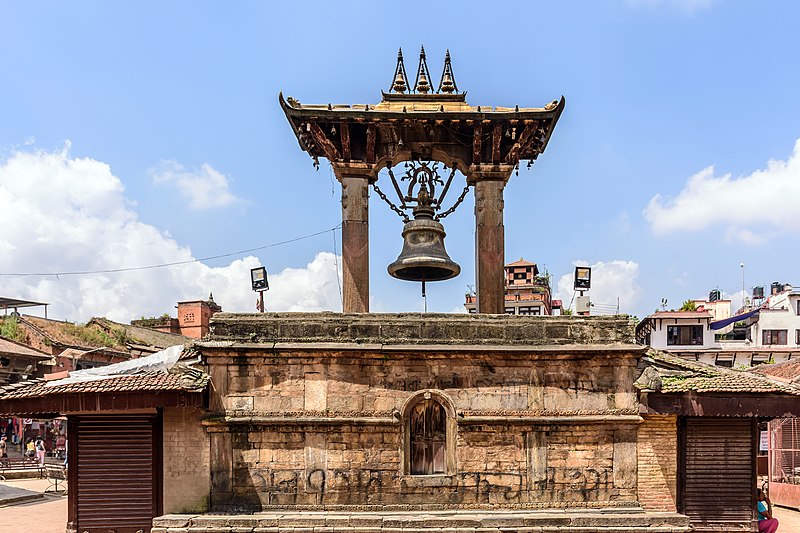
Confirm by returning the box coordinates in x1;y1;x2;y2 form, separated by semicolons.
388;217;460;282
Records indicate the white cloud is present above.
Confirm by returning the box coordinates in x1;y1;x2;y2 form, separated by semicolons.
622;0;716;13
644;139;800;240
0;144;341;322
555;260;642;315
150;159;243;210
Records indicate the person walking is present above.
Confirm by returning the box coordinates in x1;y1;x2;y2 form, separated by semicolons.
34;437;46;466
758;488;779;533
0;434;8;463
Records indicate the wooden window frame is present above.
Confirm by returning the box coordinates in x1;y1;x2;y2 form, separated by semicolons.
763;329;788;345
400;390;457;477
667;325;704;346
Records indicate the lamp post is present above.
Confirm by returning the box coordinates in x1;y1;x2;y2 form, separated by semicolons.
740;262;745;311
574;266;592;316
251;267;269;313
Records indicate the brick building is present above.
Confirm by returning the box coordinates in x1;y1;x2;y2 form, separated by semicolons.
1;313;799;532
132;294;222;339
465;259;555;315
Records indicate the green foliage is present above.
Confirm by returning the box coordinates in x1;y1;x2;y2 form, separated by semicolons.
679;300;697;311
0;315;27;343
62;322;129;348
561;309;573;316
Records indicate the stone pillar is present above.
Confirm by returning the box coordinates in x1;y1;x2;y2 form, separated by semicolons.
470;165;513;314
333;163;375;313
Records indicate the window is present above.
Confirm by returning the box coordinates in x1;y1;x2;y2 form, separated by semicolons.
797;300;800;316
504;307;515;314
514;272;525;280
797;329;800;345
409;399;446;475
667;325;704;346
763;329;788;345
184;312;195;323
518;306;541;316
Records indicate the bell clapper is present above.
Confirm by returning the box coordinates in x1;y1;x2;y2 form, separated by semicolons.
422;277;427;313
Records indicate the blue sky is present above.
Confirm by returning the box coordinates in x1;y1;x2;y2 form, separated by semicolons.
2;0;800;321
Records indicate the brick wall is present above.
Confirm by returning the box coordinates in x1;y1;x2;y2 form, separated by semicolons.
163;407;210;513
637;414;677;511
205;348;643;510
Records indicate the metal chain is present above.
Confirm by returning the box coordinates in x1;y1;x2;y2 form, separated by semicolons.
372;182;410;222
435;185;470;220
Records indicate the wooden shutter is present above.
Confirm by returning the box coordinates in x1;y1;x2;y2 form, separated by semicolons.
682;418;755;532
75;415;160;533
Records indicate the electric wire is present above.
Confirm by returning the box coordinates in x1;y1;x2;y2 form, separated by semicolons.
0;223;343;278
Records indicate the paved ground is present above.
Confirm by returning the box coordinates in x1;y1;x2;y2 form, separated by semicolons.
1;478;800;533
0;478;66;533
774;503;800;531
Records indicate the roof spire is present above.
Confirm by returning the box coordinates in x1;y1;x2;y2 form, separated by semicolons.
413;45;432;94
438;49;458;94
390;48;410;94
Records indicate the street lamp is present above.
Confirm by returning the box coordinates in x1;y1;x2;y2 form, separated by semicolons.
251;267;269;312
574;266;592;316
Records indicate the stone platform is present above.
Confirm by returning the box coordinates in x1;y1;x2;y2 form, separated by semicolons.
152;509;691;532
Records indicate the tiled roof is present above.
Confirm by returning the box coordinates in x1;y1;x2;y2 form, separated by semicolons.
0;369;208;400
21;315;188;354
0;338;50;359
506;258;536;267
88;317;189;350
751;358;800;381
641;349;800;396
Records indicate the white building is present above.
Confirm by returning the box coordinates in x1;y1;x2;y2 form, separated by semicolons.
636;311;715;351
637;287;800;368
752;287;800;348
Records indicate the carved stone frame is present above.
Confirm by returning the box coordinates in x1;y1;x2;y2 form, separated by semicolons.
399;389;458;478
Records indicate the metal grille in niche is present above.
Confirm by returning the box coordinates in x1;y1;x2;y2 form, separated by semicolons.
410;399;446;475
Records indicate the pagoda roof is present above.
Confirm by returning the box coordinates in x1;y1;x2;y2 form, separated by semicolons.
506;258;537;268
280;92;564;122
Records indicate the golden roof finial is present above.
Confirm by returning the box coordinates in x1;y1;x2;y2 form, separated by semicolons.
438;49;458;94
414;45;432;94
390;48;409;94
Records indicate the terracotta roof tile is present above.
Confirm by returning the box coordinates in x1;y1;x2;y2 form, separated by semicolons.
751;358;800;381
0;338;50;359
0;370;208;400
643;349;800;396
506;258;537;267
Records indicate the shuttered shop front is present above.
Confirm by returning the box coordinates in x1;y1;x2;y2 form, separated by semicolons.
682;418;755;532
74;415;160;533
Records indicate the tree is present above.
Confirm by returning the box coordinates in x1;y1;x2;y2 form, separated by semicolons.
679;300;697;311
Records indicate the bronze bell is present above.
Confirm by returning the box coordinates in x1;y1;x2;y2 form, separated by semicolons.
388;217;460;282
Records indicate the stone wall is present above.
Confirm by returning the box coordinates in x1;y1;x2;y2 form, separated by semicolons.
163;406;211;513
636;414;678;512
199;314;645;512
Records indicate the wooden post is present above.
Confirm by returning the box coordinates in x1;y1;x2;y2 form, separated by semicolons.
332;163;375;313
470;164;513;314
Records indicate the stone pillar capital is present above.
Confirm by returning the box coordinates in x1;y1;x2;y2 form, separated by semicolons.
331;162;378;183
466;163;514;185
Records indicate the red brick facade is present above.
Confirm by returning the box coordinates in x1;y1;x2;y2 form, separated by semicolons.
637;414;678;511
